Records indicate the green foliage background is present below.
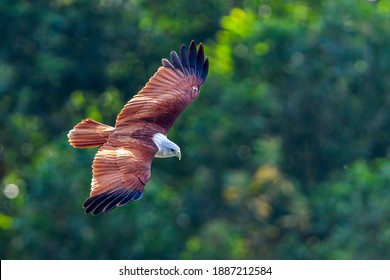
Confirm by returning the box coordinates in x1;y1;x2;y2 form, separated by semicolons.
1;0;390;259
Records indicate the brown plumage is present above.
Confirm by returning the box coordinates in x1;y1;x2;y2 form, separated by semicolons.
68;41;209;215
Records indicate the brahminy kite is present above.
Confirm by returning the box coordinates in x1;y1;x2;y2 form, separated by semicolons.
68;41;209;215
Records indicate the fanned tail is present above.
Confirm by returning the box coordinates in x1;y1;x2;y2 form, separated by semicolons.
68;118;114;148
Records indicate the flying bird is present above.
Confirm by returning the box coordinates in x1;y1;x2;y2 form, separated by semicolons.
68;41;209;215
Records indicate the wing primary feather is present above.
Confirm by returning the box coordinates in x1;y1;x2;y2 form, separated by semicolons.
201;58;209;81
133;191;144;201
91;206;105;215
170;51;185;75
188;40;197;74
117;190;138;206
103;191;131;212
161;58;180;76
92;189;128;215
180;44;190;74
162;41;208;82
162;58;174;69
83;192;109;209
84;190;119;214
196;43;204;76
90;190;124;215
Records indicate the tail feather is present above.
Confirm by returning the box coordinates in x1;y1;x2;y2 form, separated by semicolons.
68;118;114;148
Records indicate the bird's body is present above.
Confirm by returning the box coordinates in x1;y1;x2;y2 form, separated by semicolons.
68;41;208;215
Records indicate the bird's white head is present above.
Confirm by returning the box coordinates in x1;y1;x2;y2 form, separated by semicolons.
152;133;181;160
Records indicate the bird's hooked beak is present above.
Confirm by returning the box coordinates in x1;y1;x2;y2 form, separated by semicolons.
177;151;181;160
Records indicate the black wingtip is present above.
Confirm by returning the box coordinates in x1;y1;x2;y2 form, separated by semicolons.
162;40;209;83
188;41;197;74
180;44;190;74
201;58;209;81
83;189;143;215
170;51;184;74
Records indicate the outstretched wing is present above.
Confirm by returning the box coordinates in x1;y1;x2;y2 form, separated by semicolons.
115;40;209;131
83;139;156;215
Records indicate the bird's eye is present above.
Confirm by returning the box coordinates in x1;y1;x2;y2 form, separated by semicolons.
170;148;175;152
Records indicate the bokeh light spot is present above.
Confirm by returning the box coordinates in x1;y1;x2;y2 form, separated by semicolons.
4;183;19;199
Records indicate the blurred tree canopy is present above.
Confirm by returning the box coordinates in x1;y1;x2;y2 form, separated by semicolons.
1;0;390;259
